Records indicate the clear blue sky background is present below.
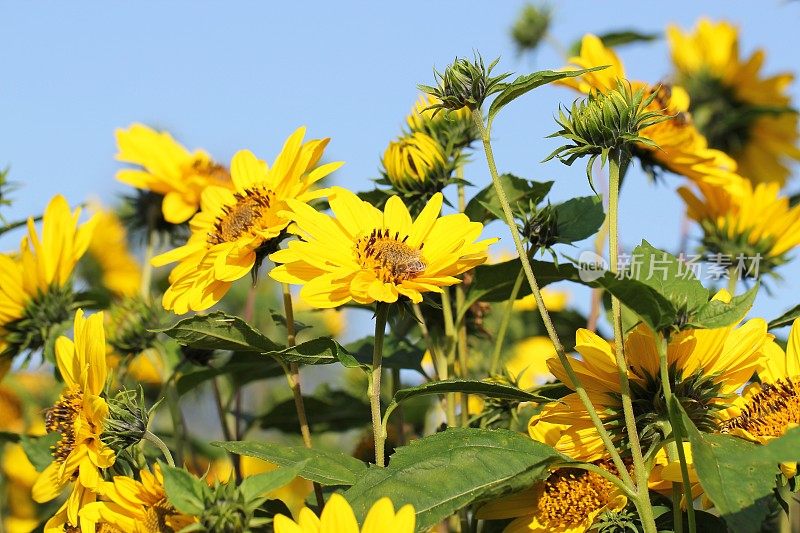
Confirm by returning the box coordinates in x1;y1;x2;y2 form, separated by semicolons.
3;1;800;332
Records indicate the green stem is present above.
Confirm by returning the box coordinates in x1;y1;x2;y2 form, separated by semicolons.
212;377;240;482
657;334;697;533
369;303;390;466
727;265;738;295
163;366;187;468
440;289;459;425
144;429;175;467
608;151;655;526
281;284;325;509
471;109;635;491
489;268;524;375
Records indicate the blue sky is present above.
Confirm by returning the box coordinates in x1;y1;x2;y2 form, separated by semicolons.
2;1;800;328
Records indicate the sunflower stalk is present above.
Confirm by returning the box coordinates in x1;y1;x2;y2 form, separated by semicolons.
440;288;460;427
455;170;470;426
281;283;326;508
470;108;640;497
657;333;697;533
607;150;656;524
370;302;391;467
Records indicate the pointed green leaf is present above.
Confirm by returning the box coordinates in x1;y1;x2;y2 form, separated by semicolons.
553;195;605;244
391;379;549;405
768;303;800;330
239;460;309;504
161;464;207;515
156;312;282;353
688;285;758;329
20;432;60;472
464;174;552;224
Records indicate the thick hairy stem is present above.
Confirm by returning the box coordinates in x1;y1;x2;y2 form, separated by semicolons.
608;152;655;527
369;303;390;466
471;109;634;489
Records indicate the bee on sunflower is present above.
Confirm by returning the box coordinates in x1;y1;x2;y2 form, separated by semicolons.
0;195;96;370
558;34;744;189
274;493;415;533
667;19;800;185
152;127;342;313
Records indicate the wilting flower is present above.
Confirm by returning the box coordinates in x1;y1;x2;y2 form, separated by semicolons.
274;493;415;533
0;195;96;365
80;464;197;533
478;456;626;532
32;310;115;531
668;19;800;185
270;187;496;308
559;34;744;189
115;123;233;224
719;318;800;476
679;180;800;277
533;301;771;461
85;204;142;297
382;132;447;192
152;127;342;313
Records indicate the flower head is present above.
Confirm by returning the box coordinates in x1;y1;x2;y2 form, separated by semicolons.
270;187;496;308
152;127;342;313
668;19;800;185
679;180;800;277
274;493;415;533
382;132;448;192
32;310;115;531
115;123;233;224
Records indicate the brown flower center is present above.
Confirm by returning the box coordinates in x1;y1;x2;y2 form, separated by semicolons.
355;228;427;283
143;497;178;532
721;378;800;438
208;189;274;245
536;462;617;528
46;390;83;463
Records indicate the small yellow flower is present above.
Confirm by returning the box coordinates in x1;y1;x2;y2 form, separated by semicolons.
32;310;115;531
270;187;496;308
382;131;446;190
80;465;197;533
512;288;569;312
559;34;744;190
241;456;313;519
679;179;800;275
115;123;233;224
668;19;800;185
152;127;342;313
274;493;415;533
86;204;142;297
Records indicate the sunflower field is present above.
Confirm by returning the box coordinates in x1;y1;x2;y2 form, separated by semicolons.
3;3;800;533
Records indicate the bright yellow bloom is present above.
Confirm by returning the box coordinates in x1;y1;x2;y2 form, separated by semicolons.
152;127;342;313
270;187;496;308
560;34;744;190
505;336;556;389
32;310;115;531
513;288;569;312
477;459;626;533
382;132;445;190
679;179;800;273
534;298;772;461
115;123;233;224
668;19;800;185
87;204;142;297
274;493;415;533
80;464;196;533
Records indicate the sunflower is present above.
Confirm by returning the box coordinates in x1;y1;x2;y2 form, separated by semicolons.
667;19;800;185
532;303;772;462
152;127;342;313
679;179;800;276
273;493;415;533
718;318;800;476
477;459;626;533
0;195;96;363
382;131;446;191
115;123;233;224
79;464;197;533
559;34;743;190
32;310;115;531
86;204;142;297
405;93;477;149
269;187;496;308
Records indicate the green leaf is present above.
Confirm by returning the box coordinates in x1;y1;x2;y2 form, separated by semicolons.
156;312;283;353
258;388;370;434
567;30;659;56
768;303;800;330
487;67;607;127
390;379;549;406
595;275;677;332
214;441;368;486
553;196;605;244
176;353;284;396
688;285;758;329
673;398;800;533
161;464;207;515
263;337;350;366
464;174;552;224
239;460;309;504
20;432;60;472
344;428;564;531
343;336;425;374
